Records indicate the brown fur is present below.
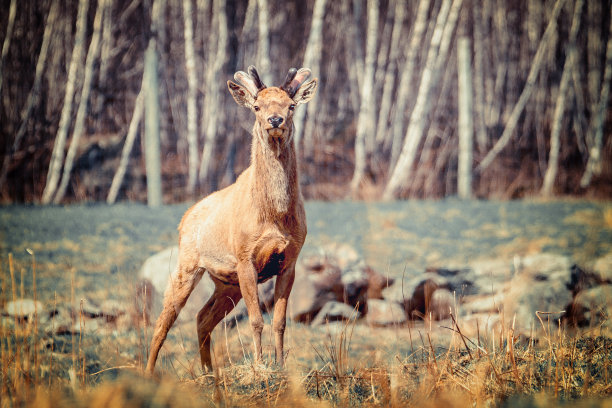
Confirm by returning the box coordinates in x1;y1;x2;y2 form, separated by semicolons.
146;69;317;374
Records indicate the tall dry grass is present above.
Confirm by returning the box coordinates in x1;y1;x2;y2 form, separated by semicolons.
1;251;611;407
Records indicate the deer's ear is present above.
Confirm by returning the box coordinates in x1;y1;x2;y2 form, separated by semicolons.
227;81;255;108
293;78;318;105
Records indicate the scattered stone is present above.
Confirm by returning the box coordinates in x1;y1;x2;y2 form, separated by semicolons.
429;289;454;320
73;298;102;318
137;246;216;323
312;301;360;326
592;254;612;282
366;267;394;300
568;284;612;328
99;299;127;322
503;254;574;333
382;273;449;317
5;299;44;320
366;299;406;326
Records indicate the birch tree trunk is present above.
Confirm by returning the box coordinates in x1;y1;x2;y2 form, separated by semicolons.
143;0;164;207
198;0;228;189
471;0;488;152
457;37;473;200
0;0;17;96
0;0;57;191
475;0;566;174
581;5;612;188
374;0;405;146
256;0;271;85
54;0;107;204
541;0;583;197
383;0;462;200
386;0;431;164
183;0;199;195
293;0;327;156
107;89;144;203
41;0;89;204
349;0;378;196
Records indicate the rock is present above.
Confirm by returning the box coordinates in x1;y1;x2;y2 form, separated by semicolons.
382;273;449;318
366;299;407;326
311;301;360;326
340;260;369;313
428;257;515;296
590;253;612;282
567;284;612;328
99;299;127;322
503;253;574;333
288;269;337;323
461;293;505;314
456;313;501;337
73;298;102;318
5;299;44;320
429;289;454;320
366;267;394;300
137;246;216;323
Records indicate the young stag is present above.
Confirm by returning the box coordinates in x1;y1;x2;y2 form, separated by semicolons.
146;66;317;374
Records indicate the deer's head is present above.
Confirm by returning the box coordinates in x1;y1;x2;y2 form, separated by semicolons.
227;66;318;141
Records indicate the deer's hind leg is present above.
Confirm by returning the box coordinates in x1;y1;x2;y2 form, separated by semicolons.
146;261;204;374
197;284;242;372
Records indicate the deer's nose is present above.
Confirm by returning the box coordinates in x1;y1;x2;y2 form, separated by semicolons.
267;116;284;128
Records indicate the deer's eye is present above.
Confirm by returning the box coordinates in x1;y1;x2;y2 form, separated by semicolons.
253;105;260;112
288;104;295;111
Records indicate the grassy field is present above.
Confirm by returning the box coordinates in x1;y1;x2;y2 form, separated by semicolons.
1;200;611;406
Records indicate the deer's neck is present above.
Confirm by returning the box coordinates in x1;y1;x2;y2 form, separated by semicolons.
250;122;299;220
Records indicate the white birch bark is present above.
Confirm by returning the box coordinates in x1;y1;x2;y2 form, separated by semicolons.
183;0;199;195
41;0;89;204
256;0;271;85
107;89;145;204
349;0;378;196
386;0;431;163
471;0;488;152
374;0;405;145
199;0;228;187
0;0;57;190
383;0;462;200
542;0;583;197
293;0;327;155
457;37;473;200
54;0;107;204
475;0;566;174
581;5;612;188
0;0;17;95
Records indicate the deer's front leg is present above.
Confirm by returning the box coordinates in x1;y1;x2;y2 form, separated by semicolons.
272;265;295;367
237;261;264;363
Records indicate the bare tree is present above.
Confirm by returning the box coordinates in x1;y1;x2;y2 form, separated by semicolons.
0;0;58;191
41;0;89;204
541;0;583;197
475;0;566;174
457;37;473;199
293;0;327;156
256;0;272;85
54;0;108;204
107;89;145;204
143;0;165;207
374;0;405;146
383;0;462;200
349;0;378;196
581;5;612;188
183;0;199;195
386;0;431;165
198;0;228;189
0;0;17;96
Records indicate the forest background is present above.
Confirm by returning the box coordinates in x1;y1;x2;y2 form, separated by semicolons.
0;0;610;204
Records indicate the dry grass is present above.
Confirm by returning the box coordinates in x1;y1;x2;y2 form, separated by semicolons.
1;251;611;407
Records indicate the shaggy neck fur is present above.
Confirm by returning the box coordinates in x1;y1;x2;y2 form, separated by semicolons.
250;121;299;220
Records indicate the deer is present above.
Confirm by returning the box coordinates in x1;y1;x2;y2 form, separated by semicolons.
145;66;318;374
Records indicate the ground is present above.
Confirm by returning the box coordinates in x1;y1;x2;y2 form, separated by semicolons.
0;199;611;406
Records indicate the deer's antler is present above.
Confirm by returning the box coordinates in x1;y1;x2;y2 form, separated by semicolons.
234;70;259;96
283;68;312;98
248;66;266;92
